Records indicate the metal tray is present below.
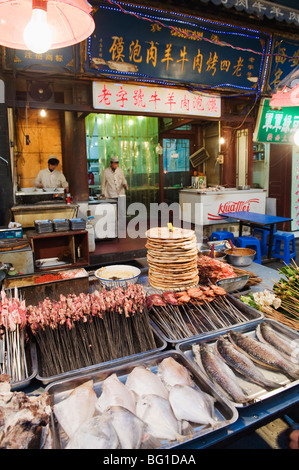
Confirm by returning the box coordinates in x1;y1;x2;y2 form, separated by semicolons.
176;319;299;408
34;329;167;385
45;350;238;449
150;293;264;346
11;342;37;391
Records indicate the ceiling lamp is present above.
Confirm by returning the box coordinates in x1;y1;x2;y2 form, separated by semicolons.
0;0;95;53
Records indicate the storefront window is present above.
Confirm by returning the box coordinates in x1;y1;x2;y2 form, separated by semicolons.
86;113;159;210
162;138;190;204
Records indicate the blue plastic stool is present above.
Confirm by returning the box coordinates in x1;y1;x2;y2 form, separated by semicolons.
236;236;262;264
252;226;277;256
210;231;235;243
272;231;296;265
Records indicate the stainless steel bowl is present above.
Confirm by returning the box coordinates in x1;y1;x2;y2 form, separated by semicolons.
198;250;227;260
216;274;250;293
237;185;251;190
224;248;256;266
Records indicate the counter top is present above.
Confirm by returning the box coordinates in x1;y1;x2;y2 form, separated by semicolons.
180;188;266;195
11;203;78;211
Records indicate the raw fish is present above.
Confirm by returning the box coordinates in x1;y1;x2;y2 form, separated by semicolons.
106;405;146;449
126;366;169;399
193;343;249;403
97;373;136;414
158;357;194;389
256;323;299;363
136;394;185;442
229;330;299;380
216;337;278;389
66;414;119;449
169;384;217;426
54;380;97;438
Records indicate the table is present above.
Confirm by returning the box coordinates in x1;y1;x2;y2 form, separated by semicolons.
220;211;292;260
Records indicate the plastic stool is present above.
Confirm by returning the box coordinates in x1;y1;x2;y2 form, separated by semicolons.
252;226;278;256
210;231;235;243
272;231;296;265
236;236;262;264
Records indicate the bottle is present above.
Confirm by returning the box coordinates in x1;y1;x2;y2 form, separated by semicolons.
66;193;71;204
86;216;95;252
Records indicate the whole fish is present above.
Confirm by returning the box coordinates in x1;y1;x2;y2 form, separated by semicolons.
193;343;249;403
168;384;217;426
228;330;299;380
256;323;299;363
66;414;119;449
54;380;98;439
126;366;169;399
106;405;146;449
97;373;136;414
216;337;278;389
158;357;194;389
136;394;185;442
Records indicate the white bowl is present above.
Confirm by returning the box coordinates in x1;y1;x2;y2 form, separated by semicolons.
95;264;141;288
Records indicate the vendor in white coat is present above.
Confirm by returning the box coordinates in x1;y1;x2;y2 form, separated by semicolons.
101;156;128;198
34;156;69;192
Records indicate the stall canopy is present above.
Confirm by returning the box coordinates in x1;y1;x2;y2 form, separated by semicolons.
198;0;299;27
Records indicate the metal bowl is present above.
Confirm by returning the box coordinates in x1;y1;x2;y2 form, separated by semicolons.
224;248;256;267
95;264;141;288
237;185;251;190
216;274;250;293
198;250;227;260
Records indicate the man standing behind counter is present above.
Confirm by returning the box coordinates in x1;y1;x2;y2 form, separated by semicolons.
101;156;128;199
35;156;69;192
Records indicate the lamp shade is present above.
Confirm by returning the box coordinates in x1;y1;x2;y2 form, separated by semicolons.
0;0;95;50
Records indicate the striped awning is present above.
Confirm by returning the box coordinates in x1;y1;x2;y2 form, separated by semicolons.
198;0;299;27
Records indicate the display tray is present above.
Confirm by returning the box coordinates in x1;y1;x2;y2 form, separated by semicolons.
4;268;89;305
45;350;238;450
34;329;167;385
11;342;37;391
176;319;299;408
150;293;264;345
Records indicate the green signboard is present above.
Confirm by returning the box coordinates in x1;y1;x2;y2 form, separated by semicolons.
254;99;299;144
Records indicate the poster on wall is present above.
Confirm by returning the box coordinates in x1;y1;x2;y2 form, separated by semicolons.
86;5;270;92
267;35;299;92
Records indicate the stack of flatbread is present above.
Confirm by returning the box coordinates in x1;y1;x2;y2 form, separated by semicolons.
146;226;199;290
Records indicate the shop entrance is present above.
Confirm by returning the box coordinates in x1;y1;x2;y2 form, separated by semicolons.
162;137;190;205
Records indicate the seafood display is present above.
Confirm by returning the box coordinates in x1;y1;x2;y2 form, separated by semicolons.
180;320;299;405
51;354;237;449
147;288;262;342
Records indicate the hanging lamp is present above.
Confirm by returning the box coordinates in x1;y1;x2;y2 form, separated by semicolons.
0;0;95;53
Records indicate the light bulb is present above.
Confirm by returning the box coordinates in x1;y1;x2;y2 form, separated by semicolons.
23;9;52;54
40;109;46;117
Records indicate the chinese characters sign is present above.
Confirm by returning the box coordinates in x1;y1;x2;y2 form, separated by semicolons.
267;36;299;92
92;81;221;117
4;46;77;73
254;99;299;144
87;7;269;91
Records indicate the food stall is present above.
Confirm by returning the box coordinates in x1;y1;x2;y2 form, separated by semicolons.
0;227;298;450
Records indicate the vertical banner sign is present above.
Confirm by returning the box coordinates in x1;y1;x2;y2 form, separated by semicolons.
291;147;299;232
254;98;299;144
87;6;270;91
267;35;299;92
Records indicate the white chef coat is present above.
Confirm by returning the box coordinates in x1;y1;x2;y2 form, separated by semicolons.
101;167;127;198
34;168;68;189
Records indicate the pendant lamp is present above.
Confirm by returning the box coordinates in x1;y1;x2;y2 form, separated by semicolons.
0;0;95;53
